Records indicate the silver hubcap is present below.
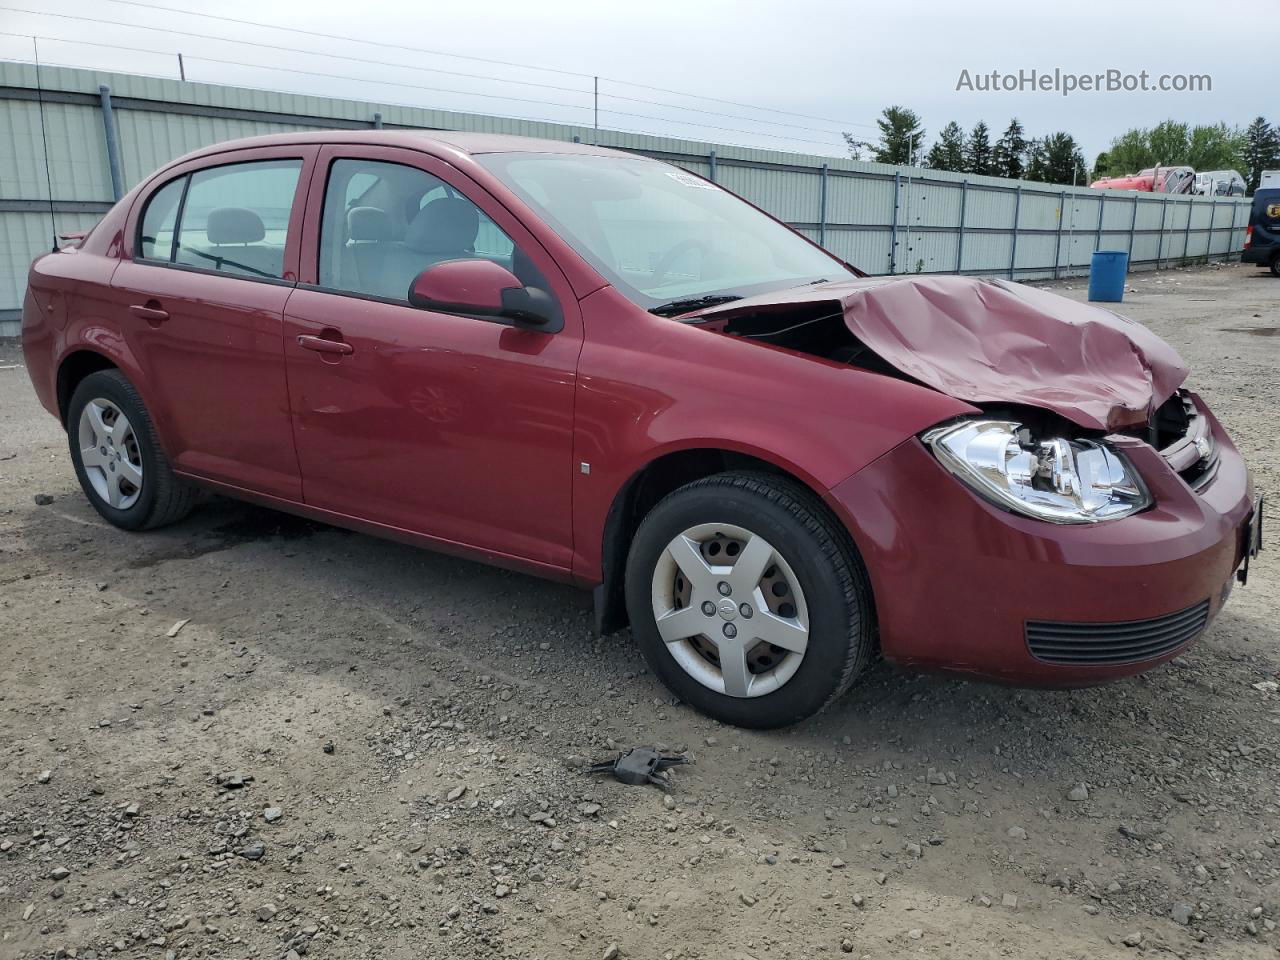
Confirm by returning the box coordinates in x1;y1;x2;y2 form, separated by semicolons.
650;523;809;698
77;398;143;509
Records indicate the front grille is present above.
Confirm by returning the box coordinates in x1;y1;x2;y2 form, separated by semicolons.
1026;600;1210;665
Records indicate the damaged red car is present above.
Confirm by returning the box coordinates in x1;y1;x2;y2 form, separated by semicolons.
22;133;1263;728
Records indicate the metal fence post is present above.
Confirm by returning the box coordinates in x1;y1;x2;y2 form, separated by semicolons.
1129;195;1139;259
1182;197;1192;264
1008;184;1022;280
1156;196;1168;270
708;150;717;183
372;112;383;129
1225;201;1239;262
818;163;829;248
98;84;124;202
956;179;968;273
1207;196;1217;260
1095;194;1105;252
890;171;901;274
1054;190;1066;279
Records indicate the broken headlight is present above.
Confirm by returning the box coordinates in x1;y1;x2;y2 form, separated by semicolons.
922;419;1150;524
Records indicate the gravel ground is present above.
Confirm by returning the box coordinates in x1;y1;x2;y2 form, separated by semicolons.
0;260;1277;960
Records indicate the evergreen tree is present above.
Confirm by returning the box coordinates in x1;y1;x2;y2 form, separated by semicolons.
926;121;966;172
1040;132;1088;185
964;121;993;175
1024;139;1048;182
1243;117;1280;194
992;118;1027;180
867;106;925;166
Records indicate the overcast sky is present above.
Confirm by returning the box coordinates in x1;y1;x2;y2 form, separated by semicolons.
0;0;1261;165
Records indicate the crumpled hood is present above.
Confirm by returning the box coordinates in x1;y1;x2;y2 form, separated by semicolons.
687;275;1188;431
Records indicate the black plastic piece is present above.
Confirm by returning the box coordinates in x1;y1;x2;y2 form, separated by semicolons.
587;747;689;788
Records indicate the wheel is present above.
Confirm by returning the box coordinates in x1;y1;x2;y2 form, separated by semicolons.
1270;253;1280;278
67;370;195;530
624;472;874;728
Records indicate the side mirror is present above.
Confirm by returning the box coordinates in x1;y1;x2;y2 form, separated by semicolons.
408;259;560;330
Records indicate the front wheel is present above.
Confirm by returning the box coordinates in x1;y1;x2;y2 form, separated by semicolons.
624;472;875;729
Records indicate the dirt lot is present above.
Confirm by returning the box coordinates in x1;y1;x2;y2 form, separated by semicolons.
0;261;1277;960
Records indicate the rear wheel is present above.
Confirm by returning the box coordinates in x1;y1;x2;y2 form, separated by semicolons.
67;370;195;530
624;472;874;728
1270;252;1280;277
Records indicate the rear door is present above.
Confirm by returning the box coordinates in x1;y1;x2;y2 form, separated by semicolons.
282;145;583;572
111;146;317;500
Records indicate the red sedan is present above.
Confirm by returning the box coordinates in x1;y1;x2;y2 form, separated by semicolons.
21;132;1261;728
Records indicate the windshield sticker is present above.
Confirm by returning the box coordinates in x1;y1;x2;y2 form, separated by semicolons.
665;170;718;190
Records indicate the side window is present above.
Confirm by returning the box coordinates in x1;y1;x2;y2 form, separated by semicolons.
319;157;520;302
174;159;303;279
138;176;186;262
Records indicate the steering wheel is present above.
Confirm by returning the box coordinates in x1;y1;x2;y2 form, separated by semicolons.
650;237;711;288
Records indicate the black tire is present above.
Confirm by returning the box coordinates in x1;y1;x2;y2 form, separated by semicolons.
1271;253;1280;278
624;471;875;729
67;369;196;530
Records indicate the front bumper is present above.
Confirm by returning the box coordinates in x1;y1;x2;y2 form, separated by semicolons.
829;406;1254;686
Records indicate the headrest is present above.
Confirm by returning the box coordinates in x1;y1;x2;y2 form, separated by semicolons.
347;206;395;242
405;197;479;254
207;207;265;245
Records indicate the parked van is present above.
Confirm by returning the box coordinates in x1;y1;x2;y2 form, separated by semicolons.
1243;187;1280;276
1193;170;1245;196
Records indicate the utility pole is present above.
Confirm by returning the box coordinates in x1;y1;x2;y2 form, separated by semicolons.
178;53;186;81
593;76;598;137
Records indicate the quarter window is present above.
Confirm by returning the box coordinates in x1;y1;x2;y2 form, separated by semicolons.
138;176;185;261
318;158;521;302
169;159;302;279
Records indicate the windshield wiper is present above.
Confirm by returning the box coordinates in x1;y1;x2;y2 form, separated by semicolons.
649;294;743;318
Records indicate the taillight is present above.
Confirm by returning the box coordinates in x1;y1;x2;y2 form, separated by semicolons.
1244;225;1253;249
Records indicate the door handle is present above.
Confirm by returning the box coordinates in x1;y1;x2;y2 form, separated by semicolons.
129;303;169;324
297;334;354;356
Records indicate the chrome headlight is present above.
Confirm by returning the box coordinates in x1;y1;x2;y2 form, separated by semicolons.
923;419;1150;524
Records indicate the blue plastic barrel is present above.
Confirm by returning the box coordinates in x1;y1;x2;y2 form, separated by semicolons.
1088;250;1129;302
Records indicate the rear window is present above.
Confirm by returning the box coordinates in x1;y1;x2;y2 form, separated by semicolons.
136;159;302;280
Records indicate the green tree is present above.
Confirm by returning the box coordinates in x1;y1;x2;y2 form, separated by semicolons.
1186;123;1245;171
964;121;993;175
1092;151;1110;180
1026;132;1087;185
1025;139;1048;182
926;121;966;171
867;106;925;165
1243;117;1280;193
841;133;873;161
992;118;1027;180
1148;120;1190;164
1104;129;1156;176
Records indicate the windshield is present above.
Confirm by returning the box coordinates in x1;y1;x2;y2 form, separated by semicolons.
475;152;851;310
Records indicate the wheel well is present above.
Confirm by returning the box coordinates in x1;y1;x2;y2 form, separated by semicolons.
57;351;117;426
594;449;816;635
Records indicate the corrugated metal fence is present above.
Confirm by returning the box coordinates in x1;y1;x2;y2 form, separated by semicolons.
0;61;1252;336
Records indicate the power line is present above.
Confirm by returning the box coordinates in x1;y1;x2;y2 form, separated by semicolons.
0;28;849;147
1;41;847;153
94;0;881;132
0;7;861;139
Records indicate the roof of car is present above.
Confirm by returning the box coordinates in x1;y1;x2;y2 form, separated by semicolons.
175;129;638;166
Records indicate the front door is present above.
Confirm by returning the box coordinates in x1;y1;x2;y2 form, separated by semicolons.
282;147;582;572
112;148;315;500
